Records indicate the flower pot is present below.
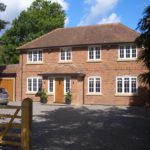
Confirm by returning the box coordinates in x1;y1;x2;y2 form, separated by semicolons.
40;98;47;104
65;98;71;104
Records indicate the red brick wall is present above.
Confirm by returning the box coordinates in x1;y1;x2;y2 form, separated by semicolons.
19;44;149;106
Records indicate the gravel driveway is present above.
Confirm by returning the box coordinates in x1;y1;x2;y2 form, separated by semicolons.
1;102;150;150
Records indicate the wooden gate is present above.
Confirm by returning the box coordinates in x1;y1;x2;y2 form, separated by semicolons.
0;98;32;150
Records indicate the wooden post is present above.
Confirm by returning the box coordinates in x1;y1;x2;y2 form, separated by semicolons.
21;98;33;150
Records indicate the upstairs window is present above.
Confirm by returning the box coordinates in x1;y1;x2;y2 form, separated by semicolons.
60;48;72;61
88;77;101;94
88;46;101;60
27;77;42;93
119;45;137;60
116;76;137;95
27;50;43;63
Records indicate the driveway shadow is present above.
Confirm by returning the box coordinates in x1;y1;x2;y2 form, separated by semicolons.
32;106;150;150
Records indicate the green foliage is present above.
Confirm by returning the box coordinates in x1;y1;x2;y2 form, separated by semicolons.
65;90;72;104
40;89;48;103
40;89;48;100
0;2;8;31
1;0;66;64
136;6;150;87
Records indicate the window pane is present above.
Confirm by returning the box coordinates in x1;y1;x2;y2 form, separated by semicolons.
89;78;94;92
117;78;122;93
120;46;124;58
66;50;71;60
131;78;137;93
66;78;70;92
124;78;129;93
132;45;136;58
38;51;43;61
33;51;38;61
95;78;100;92
61;50;65;60
28;79;32;91
49;78;53;92
89;48;94;59
126;45;130;58
28;52;32;61
38;79;42;91
95;47;100;59
33;78;37;91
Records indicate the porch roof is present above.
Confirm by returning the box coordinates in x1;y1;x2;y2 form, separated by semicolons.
38;64;85;77
0;64;20;75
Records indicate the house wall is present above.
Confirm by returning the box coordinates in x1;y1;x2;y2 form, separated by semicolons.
19;44;149;106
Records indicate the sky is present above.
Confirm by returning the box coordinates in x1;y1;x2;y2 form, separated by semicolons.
0;0;150;35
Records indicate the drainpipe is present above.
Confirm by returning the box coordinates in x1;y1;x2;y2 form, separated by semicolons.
21;53;23;101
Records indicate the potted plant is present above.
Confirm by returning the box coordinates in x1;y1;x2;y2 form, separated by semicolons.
40;89;48;104
65;90;72;104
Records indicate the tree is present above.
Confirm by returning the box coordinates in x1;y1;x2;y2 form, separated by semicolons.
0;2;7;31
1;0;66;64
136;6;150;87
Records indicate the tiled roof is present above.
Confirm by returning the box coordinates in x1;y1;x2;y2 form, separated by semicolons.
17;23;139;50
0;64;20;74
39;64;85;76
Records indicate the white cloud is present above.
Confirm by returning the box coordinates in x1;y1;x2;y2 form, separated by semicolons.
65;17;69;26
0;0;33;22
98;13;120;24
0;0;69;24
78;0;119;26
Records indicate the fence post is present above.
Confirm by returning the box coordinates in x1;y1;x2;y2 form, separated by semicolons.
21;98;33;150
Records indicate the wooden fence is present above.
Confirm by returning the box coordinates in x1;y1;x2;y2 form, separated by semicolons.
0;98;32;150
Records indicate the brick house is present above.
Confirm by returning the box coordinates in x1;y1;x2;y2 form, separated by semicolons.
12;23;149;105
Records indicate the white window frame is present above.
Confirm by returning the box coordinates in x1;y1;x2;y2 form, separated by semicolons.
88;76;101;94
60;47;72;62
118;44;137;60
116;75;138;95
88;46;101;61
27;50;43;63
64;77;71;94
27;77;42;93
48;77;55;94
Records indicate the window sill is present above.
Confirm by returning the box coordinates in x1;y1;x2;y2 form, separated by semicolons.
26;92;37;95
86;93;103;96
117;59;137;62
26;62;44;65
115;93;138;97
86;60;102;63
58;61;72;64
47;93;54;96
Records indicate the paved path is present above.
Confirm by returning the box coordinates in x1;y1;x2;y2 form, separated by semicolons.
1;102;150;150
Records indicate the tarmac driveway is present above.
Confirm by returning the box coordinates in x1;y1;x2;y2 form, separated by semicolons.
2;102;150;150
31;103;150;150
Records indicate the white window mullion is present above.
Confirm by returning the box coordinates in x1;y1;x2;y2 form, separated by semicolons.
124;47;126;59
94;49;96;60
122;78;125;93
37;51;39;61
94;78;96;93
129;77;131;93
31;78;33;92
31;51;33;62
130;46;131;59
37;78;38;92
65;50;66;61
